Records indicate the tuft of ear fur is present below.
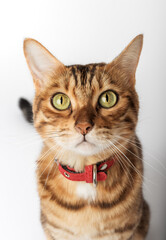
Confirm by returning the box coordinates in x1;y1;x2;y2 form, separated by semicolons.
108;34;143;86
23;39;65;90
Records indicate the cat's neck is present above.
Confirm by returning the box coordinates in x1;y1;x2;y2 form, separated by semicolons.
37;140;143;203
38;133;138;176
43;142;116;172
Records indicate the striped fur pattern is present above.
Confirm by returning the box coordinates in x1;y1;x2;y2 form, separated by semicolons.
22;35;150;240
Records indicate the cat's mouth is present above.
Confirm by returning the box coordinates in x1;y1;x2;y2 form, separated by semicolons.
74;137;99;155
76;138;95;148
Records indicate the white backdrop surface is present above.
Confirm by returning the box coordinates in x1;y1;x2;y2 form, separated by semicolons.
0;0;166;239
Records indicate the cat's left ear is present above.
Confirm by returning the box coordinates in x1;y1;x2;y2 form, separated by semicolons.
23;39;65;90
107;34;143;86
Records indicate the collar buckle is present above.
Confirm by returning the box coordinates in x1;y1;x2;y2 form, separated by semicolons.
93;164;97;187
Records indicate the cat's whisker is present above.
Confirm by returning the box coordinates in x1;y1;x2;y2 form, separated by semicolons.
115;135;141;145
37;145;58;166
39;158;54;178
115;136;166;178
116;155;134;190
14;135;58;149
43;131;67;135
118;154;152;194
109;141;144;178
15;139;43;149
117;135;166;166
56;146;68;163
41;162;56;195
39;145;64;194
9;131;39;137
106;139;156;187
111;145;135;189
105;140;139;177
11;131;61;141
103;140;133;185
12;131;61;144
37;143;62;173
110;133;141;144
108;141;153;194
12;135;41;145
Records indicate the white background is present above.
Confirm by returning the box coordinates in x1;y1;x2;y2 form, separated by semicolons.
0;0;166;239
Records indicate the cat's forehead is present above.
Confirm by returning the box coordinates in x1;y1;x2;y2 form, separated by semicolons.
67;63;106;86
64;63;107;103
69;62;105;85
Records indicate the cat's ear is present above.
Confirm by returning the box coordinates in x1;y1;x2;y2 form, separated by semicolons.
23;39;65;90
107;34;143;86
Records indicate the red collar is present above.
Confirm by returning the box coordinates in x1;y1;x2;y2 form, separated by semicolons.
58;158;115;187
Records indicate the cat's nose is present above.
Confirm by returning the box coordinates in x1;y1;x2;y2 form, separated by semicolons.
75;121;94;135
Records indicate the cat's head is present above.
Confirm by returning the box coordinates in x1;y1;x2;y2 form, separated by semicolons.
23;35;143;165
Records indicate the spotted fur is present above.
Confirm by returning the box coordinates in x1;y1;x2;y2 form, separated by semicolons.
21;35;150;240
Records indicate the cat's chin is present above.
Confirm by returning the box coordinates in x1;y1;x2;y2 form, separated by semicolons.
74;141;100;156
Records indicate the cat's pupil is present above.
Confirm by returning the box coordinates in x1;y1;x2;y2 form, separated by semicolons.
60;96;63;104
106;94;108;102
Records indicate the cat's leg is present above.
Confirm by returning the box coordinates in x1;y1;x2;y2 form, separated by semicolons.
132;200;150;240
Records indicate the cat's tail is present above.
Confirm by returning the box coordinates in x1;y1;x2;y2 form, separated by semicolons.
19;98;33;123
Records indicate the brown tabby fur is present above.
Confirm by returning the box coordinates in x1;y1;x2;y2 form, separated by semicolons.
23;35;150;240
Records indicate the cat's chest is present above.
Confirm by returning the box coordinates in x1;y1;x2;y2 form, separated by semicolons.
50;229;121;240
76;235;119;240
76;182;97;201
48;222;119;240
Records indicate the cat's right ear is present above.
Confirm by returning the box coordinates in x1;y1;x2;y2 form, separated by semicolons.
23;39;65;90
106;34;143;87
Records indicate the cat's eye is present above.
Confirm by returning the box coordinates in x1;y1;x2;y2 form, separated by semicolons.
99;90;117;108
51;93;71;110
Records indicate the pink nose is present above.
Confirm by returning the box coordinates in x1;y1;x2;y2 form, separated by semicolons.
75;122;93;135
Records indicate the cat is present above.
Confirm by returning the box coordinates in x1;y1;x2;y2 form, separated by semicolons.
19;35;150;240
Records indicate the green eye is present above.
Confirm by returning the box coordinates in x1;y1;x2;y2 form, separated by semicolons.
52;93;71;110
99;90;117;108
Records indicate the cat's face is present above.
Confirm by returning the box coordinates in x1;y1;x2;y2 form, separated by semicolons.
24;35;142;158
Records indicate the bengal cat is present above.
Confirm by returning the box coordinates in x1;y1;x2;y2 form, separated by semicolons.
19;35;150;240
